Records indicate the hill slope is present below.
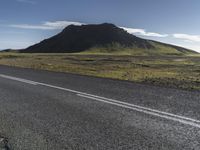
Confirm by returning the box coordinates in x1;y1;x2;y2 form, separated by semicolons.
22;23;197;55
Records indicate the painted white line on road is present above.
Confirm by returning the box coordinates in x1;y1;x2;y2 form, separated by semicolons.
78;92;200;124
1;73;200;128
0;74;38;85
77;94;200;128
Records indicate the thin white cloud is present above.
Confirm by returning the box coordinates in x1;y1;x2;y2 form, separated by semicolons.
10;21;84;30
10;21;168;38
121;27;168;38
173;34;200;42
16;0;36;4
43;21;83;29
10;24;54;30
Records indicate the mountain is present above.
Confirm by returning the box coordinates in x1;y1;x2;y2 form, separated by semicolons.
1;49;20;53
22;23;197;55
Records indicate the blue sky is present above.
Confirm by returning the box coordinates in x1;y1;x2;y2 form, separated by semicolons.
1;0;200;52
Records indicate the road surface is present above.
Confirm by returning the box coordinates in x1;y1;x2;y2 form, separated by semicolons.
0;65;200;150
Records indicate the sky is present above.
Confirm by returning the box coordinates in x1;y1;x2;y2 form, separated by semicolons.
1;0;200;52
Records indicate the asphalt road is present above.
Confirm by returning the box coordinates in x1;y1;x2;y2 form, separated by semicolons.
0;65;200;150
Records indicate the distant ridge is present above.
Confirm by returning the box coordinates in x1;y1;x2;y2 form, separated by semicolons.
1;49;20;53
21;23;197;55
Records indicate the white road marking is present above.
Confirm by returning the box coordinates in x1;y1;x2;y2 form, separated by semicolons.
0;73;200;128
0;74;38;85
77;94;200;128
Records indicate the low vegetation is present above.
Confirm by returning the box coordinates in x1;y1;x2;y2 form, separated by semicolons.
0;52;200;90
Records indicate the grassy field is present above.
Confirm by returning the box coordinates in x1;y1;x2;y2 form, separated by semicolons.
0;52;200;90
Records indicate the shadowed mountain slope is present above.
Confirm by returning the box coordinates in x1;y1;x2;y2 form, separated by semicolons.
22;23;197;55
